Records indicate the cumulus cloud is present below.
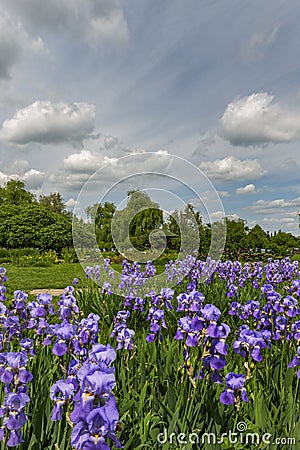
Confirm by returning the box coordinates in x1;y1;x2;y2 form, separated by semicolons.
0;168;45;189
262;216;298;232
199;156;266;181
0;11;47;79
64;150;117;173
219;191;230;198
0;101;96;146
65;198;78;208
263;217;296;224
53;150;174;190
243;25;279;61
236;184;256;195
226;214;242;221
221;92;300;146
22;169;45;189
0;0;128;47
246;197;300;215
104;135;119;150
9;159;29;175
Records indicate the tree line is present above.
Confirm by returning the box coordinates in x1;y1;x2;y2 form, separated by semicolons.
0;180;298;258
86;189;299;259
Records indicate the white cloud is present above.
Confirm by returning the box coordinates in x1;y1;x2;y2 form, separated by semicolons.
0;11;47;79
243;25;279;61
0;168;44;189
54;150;174;190
263;217;296;224
65;198;78;208
64;150;117;173
0;0;128;48
88;9;128;47
219;191;230;198
104;135;119;150
9;159;29;175
221;92;300;146
199;156;266;181
246;197;300;215
0;101;96;146
236;183;256;195
226;214;242;221
210;210;225;221
22;169;45;189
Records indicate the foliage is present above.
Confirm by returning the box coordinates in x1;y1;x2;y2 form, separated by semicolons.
17;251;58;267
0;180;36;205
1;257;300;449
224;218;248;259
39;192;66;215
167;204;208;255
76;257;300;449
112;191;164;252
247;224;268;251
60;247;78;263
0;204;72;252
86;202;116;251
269;231;299;256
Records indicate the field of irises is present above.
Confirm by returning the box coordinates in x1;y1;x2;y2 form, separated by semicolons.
0;256;300;449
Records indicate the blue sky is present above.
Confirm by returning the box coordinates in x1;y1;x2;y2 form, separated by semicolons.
0;0;299;234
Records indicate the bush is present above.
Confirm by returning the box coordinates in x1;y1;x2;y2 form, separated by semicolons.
61;247;78;263
17;250;58;267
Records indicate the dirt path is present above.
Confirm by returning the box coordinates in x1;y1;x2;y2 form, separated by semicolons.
29;289;66;296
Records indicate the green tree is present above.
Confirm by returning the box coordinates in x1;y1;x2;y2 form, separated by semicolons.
269;230;298;256
0;204;20;247
225;218;248;259
168;204;204;254
39;192;66;215
86;202;116;251
4;204;72;252
0;179;36;205
247;224;268;251
112;190;164;251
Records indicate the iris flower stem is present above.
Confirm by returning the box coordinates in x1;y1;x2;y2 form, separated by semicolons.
292;376;299;428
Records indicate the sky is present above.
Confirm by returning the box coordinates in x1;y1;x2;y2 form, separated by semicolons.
0;0;299;235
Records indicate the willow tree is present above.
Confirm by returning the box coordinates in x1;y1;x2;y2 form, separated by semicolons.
112;190;164;252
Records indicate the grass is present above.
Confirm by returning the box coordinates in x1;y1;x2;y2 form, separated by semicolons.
4;263;86;295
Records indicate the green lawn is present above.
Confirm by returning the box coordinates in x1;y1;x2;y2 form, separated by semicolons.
4;263;86;295
3;261;167;297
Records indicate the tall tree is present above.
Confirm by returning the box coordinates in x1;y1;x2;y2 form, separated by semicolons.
225;218;248;259
86;202;116;251
247;224;268;250
167;204;205;255
4;204;72;252
39;192;66;215
112;190;164;251
269;231;298;256
0;179;36;205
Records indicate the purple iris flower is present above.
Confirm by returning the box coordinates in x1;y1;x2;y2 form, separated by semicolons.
52;321;76;356
12;291;28;310
206;323;230;339
89;344;116;366
203;355;227;370
50;380;75;421
220;372;248;405
201;304;221;322
6;430;23;447
233;328;266;362
288;346;300;378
